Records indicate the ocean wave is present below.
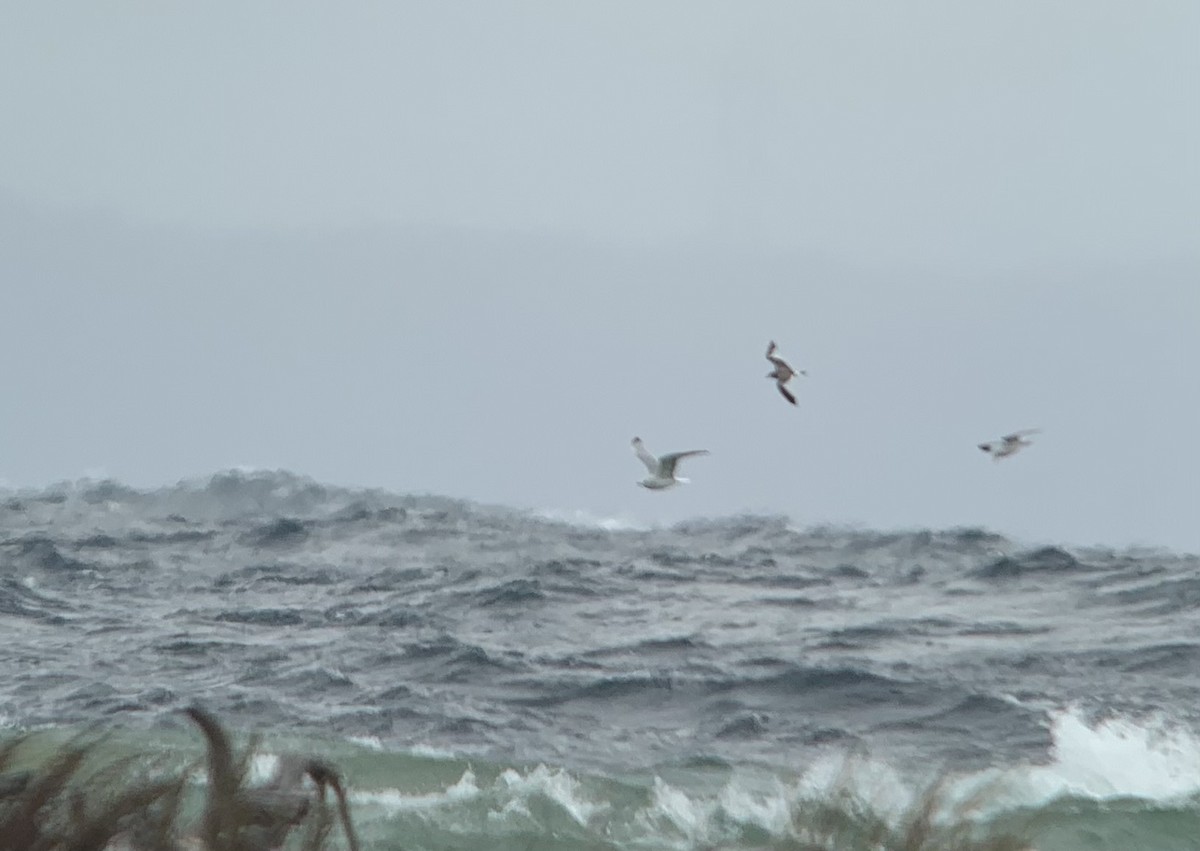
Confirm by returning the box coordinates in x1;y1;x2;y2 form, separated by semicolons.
960;706;1200;808
213;607;308;627
974;546;1085;579
3;466;1200;846
323;601;426;629
1098;574;1200;616
371;707;1200;849
214;562;345;589
4;534;91;572
0;575;72;623
241;516;313;547
532;507;646;532
2;470;1189;565
7;696;1200;849
337;708;1200;850
477;578;547;607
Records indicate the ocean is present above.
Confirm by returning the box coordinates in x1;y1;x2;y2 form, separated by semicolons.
2;469;1198;849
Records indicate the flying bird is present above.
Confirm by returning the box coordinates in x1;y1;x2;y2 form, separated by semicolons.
631;437;709;490
978;429;1040;461
766;340;806;405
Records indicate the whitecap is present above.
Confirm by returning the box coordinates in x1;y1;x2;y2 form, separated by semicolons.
531;507;647;532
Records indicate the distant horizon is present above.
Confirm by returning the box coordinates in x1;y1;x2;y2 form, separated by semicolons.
3;463;1194;557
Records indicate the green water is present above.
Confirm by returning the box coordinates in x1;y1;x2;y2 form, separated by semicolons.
5;725;1199;850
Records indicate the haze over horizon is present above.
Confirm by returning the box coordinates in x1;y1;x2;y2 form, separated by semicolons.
1;3;1197;551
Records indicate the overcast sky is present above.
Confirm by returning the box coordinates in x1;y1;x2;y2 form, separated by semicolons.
1;3;1197;551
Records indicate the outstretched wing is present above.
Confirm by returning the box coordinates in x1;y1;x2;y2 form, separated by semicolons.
631;438;660;474
766;341;789;369
659;450;709;478
1002;428;1040;443
766;341;800;378
777;382;797;405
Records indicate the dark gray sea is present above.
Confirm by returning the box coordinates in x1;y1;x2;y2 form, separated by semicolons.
2;470;1199;849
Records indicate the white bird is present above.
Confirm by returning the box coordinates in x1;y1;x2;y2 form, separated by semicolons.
766;340;806;405
631;437;709;490
978;429;1040;461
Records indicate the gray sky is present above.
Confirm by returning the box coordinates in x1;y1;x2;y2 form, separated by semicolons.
1;2;1197;551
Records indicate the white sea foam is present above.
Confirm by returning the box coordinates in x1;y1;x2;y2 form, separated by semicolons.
640;771;798;847
273;707;1200;846
637;758;932;849
980;706;1200;807
409;742;463;759
248;752;280;784
353;767;482;811
640;776;707;843
630;707;1200;847
786;707;1200;828
346;734;385;751
355;762;605;830
532;507;647;532
496;763;605;826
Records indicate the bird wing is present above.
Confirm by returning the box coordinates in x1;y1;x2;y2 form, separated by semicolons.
766;341;791;370
659;450;709;477
777;383;797;405
631;438;660;474
1002;428;1040;443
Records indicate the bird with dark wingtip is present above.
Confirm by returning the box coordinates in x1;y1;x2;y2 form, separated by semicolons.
765;340;806;405
978;429;1040;460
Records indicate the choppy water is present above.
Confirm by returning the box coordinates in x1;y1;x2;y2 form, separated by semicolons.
2;469;1199;849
